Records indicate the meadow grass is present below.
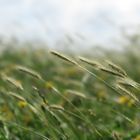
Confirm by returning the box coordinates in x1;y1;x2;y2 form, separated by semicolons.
0;47;140;140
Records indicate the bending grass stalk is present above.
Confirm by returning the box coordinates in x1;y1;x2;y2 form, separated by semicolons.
2;97;66;139
50;50;140;105
78;64;139;106
2;89;61;137
117;78;140;89
51;86;103;137
116;85;139;103
79;57;126;77
57;111;84;140
48;103;98;123
49;105;95;125
64;109;111;136
38;96;70;138
32;87;71;138
59;110;111;138
112;109;133;123
48;104;97;126
41;106;68;139
4;121;50;140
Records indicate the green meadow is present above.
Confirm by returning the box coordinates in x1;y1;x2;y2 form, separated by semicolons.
0;43;140;140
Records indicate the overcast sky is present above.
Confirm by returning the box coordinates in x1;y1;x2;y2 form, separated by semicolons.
0;0;140;47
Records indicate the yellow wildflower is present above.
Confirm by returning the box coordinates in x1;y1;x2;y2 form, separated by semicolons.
117;95;135;106
18;101;27;108
117;95;130;104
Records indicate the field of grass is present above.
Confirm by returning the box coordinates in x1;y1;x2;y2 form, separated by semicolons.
0;46;140;140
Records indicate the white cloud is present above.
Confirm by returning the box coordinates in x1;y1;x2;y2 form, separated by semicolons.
0;0;140;45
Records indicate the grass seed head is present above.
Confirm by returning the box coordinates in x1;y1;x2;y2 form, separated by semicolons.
106;60;127;77
49;104;64;111
3;75;23;90
99;67;125;78
50;50;78;65
78;56;102;68
8;91;26;102
65;89;86;98
15;65;42;80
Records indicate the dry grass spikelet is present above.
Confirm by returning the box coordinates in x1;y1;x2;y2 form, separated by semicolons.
15;65;42;80
8;91;26;102
49;104;64;111
106;60;127;77
50;50;78;65
78;56;102;69
3;75;23;90
65;89;86;99
99;67;125;78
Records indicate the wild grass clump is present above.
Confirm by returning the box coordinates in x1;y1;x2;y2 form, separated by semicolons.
0;46;140;140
